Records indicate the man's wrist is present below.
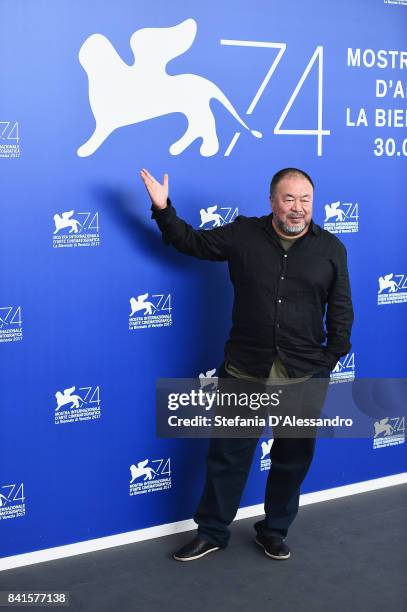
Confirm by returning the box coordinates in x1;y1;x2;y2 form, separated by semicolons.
152;200;168;211
150;198;172;218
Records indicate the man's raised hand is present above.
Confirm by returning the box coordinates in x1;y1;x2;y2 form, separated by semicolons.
140;168;169;210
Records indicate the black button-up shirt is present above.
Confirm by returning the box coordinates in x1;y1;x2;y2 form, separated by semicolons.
151;198;354;378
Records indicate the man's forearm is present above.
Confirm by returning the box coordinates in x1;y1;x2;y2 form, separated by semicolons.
150;197;236;261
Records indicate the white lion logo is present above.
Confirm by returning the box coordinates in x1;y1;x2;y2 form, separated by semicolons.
261;438;274;459
55;386;82;411
129;293;155;316
130;460;156;483
77;18;261;157
199;368;218;390
378;274;398;294
53;211;81;234
374;418;393;438
199;206;223;228
324;201;345;222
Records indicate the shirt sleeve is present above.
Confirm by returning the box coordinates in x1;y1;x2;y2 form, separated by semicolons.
325;240;354;367
150;197;237;261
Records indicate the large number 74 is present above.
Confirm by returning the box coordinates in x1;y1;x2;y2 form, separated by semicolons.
220;41;330;156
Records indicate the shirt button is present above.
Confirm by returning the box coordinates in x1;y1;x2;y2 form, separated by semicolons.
276;345;280;350
281;276;284;280
276;323;280;328
283;254;288;258
278;299;282;303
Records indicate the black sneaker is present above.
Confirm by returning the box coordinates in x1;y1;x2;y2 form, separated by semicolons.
255;533;291;560
173;536;221;561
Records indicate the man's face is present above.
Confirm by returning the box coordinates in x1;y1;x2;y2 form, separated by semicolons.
269;174;313;236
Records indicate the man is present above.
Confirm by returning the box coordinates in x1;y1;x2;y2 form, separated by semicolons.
140;166;354;561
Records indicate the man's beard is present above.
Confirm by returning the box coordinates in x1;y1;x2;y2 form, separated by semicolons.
274;213;307;235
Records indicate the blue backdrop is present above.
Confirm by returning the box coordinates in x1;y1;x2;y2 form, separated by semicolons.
1;0;406;560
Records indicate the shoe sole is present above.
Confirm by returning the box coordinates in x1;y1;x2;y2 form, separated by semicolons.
173;546;220;561
255;537;290;560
